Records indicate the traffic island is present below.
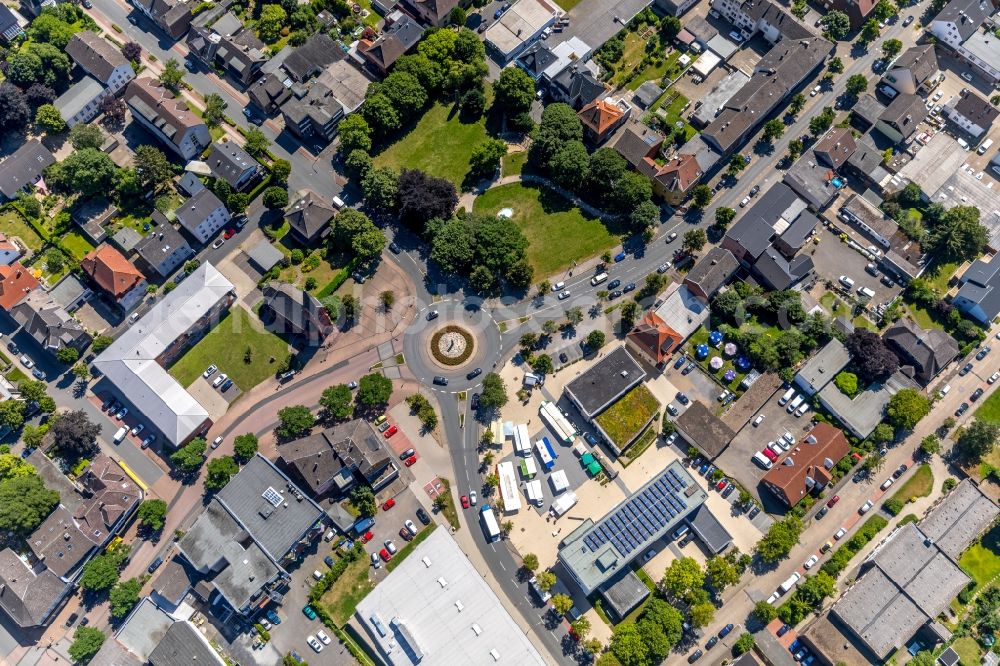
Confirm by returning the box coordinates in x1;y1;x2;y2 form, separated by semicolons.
430;325;475;367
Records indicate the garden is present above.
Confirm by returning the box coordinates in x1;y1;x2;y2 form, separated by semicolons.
0;209;45;252
686;326;761;395
167;307;291;391
594;384;660;452
882;464;933;515
594;9;690;92
473;182;618;276
646;91;698;143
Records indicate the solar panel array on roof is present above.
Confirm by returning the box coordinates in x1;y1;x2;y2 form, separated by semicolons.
581;469;690;557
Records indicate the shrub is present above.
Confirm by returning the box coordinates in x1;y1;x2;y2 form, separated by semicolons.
882;497;904;515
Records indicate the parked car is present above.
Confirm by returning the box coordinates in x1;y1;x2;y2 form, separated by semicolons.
266;609;281;625
960;363;974;376
816;506;829;519
461;495;470;509
382;498;396;511
804;554;819;569
384;425;398;438
558;290;571;300
361;531;374;543
827;495;840;508
977;346;992;360
676;392;690;405
880;477;894;490
370;552;381;568
471;393;480;410
203;364;218;378
388;242;401;254
859;500;873;514
115;406;128;420
608;279;621;290
989;371;1000;384
971;388;984;402
753;414;765;426
834;527;847;540
416;508;430;525
666;232;678;243
131;423;145;436
147;556;163;574
141;435;155;449
211;435;223;449
384;539;397;555
404;519;417;536
748;505;761;519
956;402;970;417
379;548;392;562
212;373;228;388
893;463;908;478
19;355;33;369
404;455;417;467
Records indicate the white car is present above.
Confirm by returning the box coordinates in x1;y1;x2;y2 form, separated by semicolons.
988;371;999;384
782;432;797;447
212;435;224;449
767;442;783;457
767;591;780;605
260;619;272;631
469;491;478;505
834;527;847;540
810;84;821;97
115;406;129;420
880;478;894;490
804;555;819;569
212;373;228;388
203;364;218;378
558;290;571;300
775;438;791;452
728;29;744;43
739;196;751;208
753;414;765;427
312;570;324;581
404;519;417;536
19;355;33;369
212;238;225;249
859;500;873;514
307;635;323;652
551;281;565;292
316;630;331;645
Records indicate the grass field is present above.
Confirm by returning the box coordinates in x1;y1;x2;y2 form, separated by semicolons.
473;182;617;277
0;210;44;251
62;232;95;261
974;388;1000;424
374;101;491;187
889;463;933;504
925;261;959;294
320;554;375;626
168;307;290;391
959;525;1000;588
595;384;660;449
951;637;982;665
502;151;528;178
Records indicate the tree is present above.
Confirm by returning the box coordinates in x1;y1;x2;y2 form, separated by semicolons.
320;385;354;420
0;474;58;534
661;15;682;39
257;4;287;42
170;438;207;473
529;103;583;168
227;192;249;215
882;37;902;59
52;148;117;198
137;498;167;531
683;228;707;253
0;83;30;132
828;57;845;75
789;92;807;115
846;74;869;97
109;578;142;617
100;95;127;124
860;18;880;43
753;599;778;624
886;388;931;430
551;593;574;616
549;141;590;189
870;422;894;446
689;600;716;628
956;418;1000;461
27;11;76;49
203;93;226;126
631;200;659;232
610;622;650;666
734;633;756;655
339;114;372;154
0;454;34;481
531;353;554;375
353;226;387;262
706;555;740;591
586;330;606;350
350;485;377;517
809;107;836;135
448;5;466;25
927;205;988;262
205;456;239;490
788;137;804;159
845;329;899;384
122;41;142;61
494;67;535;116
820;10;851;39
715;207;736;228
357;373;393;407
344;149;373;181
522;553;539;571
571;617;591;641
397;169;458;232
469;138;508;178
69;123;104;151
380;290;395;311
756;516;803;562
620;301;639;329
263;186;289;210
159;58;184;92
35;104;65;134
479;373;508;411
362;166;399;210
460;87;487;118
9;43;70;89
661;557;704;599
363;92;401;135
79;552;122;592
132;145;175;194
728;153;748;177
276;406;315;439
762;118;785;143
49;410;101;455
0;400;25;431
244;127;270;157
691;184;712;208
919;434;941;457
22;424;47;449
92;335;114;353
69;627;106;665
56;346;79;364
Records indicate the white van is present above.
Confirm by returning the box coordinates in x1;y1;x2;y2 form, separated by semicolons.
113;426;129;444
778;572;801;594
978;138;994;155
786;394;805;413
590;272;608;286
752;451;773;469
778;387;796;405
839;275;855;289
331;195;345;209
879;85;898;100
938;384;952;399
858;286;876;299
795;403;811;418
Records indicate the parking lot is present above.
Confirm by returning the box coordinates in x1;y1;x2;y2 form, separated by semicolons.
809;225;903;307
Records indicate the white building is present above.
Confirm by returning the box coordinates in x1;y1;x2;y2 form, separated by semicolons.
484;0;560;63
66;31;136;95
54;76;106;127
175;189;231;245
929;0;1000;83
124;78;210;161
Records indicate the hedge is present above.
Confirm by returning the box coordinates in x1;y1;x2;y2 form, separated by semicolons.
317;256;361;298
820;515;888;578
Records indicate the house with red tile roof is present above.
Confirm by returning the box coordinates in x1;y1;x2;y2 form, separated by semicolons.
578;98;630;145
0;262;39;311
761;422;850;506
626;311;684;367
81;245;147;312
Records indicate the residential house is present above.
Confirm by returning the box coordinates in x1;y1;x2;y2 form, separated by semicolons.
358;12;423;74
279;419;399;496
177;455;325;617
72;198;115;245
245;240;283;273
710;0;816;42
875;93;928;144
81;245;147;311
515;37;592;84
247;72;292;114
66;31;135;95
515;41;560;81
9;290;91;357
883;44;938;95
282;33;342;82
818;0;876;28
205;140;262;191
0;550;68;628
812;126;857;170
0;234;21;266
261;282;334;344
134;215;195;278
627;311;683;368
404;0;462;27
549;63;606;109
0;140;55;201
49;274;92;313
753;247;814;290
578;98;630;144
54;76;107;127
483;0;559;63
783;145;847;210
761;423;850;506
883;317;959;385
851;93;886;131
281;60;371;143
124;78;210;161
953;253;1000;324
175;189;231;245
0;5;25;44
794;338;851;395
838;192;898;250
945;88;999;139
930;0;999;83
628;282;709;368
0;263;39;311
177;171;205;197
820;367;920;439
683;247;739;302
722;182;808;264
186;12;267;86
843;132;891;190
613;123;665;171
129;0;193;39
644;153;704;205
680;15;718;47
285;190;337;245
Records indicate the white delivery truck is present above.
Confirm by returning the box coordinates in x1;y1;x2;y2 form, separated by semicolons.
778;387;796;405
113;426;129;444
786;394;805;413
480;505;501;542
779;572;801;594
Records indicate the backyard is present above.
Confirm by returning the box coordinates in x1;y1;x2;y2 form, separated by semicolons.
374;99;492;188
0;209;44;252
974;389;1000;425
319;553;375;626
168;307;290;391
647;92;697;142
959;524;1000;589
473;182;618;277
686;326;760;393
594;384;660;450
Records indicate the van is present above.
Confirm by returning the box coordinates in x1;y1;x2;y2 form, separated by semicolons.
786;394;805;413
591;272;609;286
752;451;773;469
978;138;994;155
858;286;876;299
938;384;951;398
778;387;796;405
778;572;801;594
113;426;129;444
331;195;345;209
839;275;855;289
795;403;811;418
324;530;336;542
879;85;898;100
672;525;690;541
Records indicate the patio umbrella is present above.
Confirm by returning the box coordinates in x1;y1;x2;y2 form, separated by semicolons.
724;370;737;382
709;330;724;346
709;356;724;370
696;344;710;359
724;342;737;357
735;356;751;371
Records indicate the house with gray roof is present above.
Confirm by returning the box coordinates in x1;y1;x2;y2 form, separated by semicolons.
721;182;808;263
632;81;663;109
282;33;343;82
0;5;25;44
930;0;998;82
675;401;736;459
245;239;283;273
175;189;231;245
818;369;920;439
148;618;225;666
205;139;262;191
129;0;193;39
261;282;334;344
186;12;267;86
601;572;650;621
945;87;999;139
0;549;68;628
54;76;107;128
844;133;891;190
515;41;560;80
883;318;958;385
683;247;739;302
49;274;91;312
549;63;606;109
753;247;813;290
795;338;850;395
0;140;55;201
248;72;292;114
134;215;194;278
9;289;91;357
359;12;422;74
875;93;927;144
178;454;325;617
66;31;135;94
883;45;938;95
285;189;337;244
954;253;1000;324
783;148;843;210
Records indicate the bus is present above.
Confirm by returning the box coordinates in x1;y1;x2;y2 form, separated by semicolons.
480;505;500;542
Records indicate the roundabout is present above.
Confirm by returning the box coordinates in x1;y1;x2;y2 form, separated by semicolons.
430;326;475;366
404;299;503;392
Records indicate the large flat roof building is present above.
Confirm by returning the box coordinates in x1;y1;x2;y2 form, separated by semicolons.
483;0;559;63
355;528;546;666
564;346;646;419
93;263;235;446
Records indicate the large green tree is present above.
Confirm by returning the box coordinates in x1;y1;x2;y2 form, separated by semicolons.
756;516;803;562
276;406;316;439
69;627;106;665
137;498;168;532
0;474;59;534
357;373;393;407
338;114;372;153
956;418;999;462
478;372;508;412
51;148;117;198
927;205;988;262
109;578;142;617
205;456;239;490
494;67;535;116
661;556;704;600
820;10;851;39
233;433;258;462
886;388;931;430
320;384;354;420
170;438;207;473
134;145;174;192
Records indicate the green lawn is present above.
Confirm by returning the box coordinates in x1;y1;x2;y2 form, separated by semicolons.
906;302;944;331
951;637;982;666
62;232;95;261
648;93;697;142
889;463;933;504
320;553;375;626
167;307;290;391
974;388;1000;424
502;151;528;178
552;0;584;9
473;182;617;277
626;50;693;91
959;525;1000;588
594;384;660;449
926;261;959;294
374;100;491;187
435;477;460;531
0;209;44;251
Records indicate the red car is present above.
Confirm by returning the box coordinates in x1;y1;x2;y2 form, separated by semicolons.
761;448;779;462
379;548;392;562
223;227;236;239
360;531;374;543
404;455;417;467
381;498;395;511
384;425;398;438
461;495;470;509
827;495;840;508
716;479;728;491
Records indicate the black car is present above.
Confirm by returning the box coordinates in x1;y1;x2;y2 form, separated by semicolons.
960;362;974;376
471;393;480;410
148;556;163;574
676;392;690;405
749;184;761;197
688;649;704;663
748;505;761;519
467;367;483;380
971;387;985;401
673;356;687;369
388;242;401;254
956;402;970;417
559;352;569;363
416;508;430;525
607;279;621;290
622;282;636;293
881;274;895;287
65;612;78;627
433;376;449;386
6;341;17;354
609;290;623;299
816;505;829;519
705;637;718;649
893;463;908;478
718;623;734;638
976;346;991;360
682;362;696;375
777;624;791;637
220;378;234;392
324;555;335;567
